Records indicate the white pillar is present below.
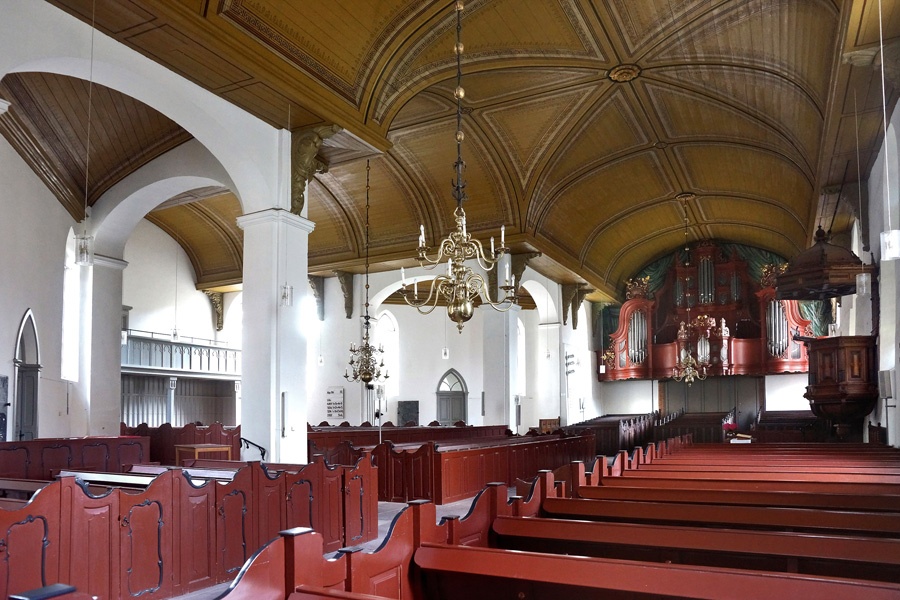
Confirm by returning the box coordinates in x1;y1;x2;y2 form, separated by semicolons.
79;254;128;436
167;377;177;424
237;208;313;463
482;306;519;428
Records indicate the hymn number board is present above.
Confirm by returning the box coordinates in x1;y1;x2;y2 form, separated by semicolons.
326;387;344;419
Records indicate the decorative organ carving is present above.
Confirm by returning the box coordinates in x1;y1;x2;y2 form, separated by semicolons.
599;242;811;382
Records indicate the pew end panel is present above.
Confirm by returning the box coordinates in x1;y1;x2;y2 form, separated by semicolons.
172;470;217;595
0;481;62;599
57;476;122;599
339;507;415;599
215;466;255;583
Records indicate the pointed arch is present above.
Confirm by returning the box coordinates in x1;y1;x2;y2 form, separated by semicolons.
437;368;468;393
14;309;41;441
15;309;40;365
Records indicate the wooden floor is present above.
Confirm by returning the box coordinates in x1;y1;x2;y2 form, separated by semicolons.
168;493;490;600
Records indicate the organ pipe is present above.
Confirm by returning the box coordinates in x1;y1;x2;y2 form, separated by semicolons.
628;310;647;364
767;300;788;357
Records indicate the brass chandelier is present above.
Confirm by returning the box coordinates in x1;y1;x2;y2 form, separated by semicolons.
399;0;516;333
344;161;388;384
672;311;724;386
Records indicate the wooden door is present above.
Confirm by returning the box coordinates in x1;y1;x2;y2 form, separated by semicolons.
436;392;466;425
15;366;39;441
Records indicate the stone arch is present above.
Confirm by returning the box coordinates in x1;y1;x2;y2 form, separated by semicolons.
90;139;236;258
0;1;278;215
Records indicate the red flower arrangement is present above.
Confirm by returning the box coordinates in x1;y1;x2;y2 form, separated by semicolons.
722;422;738;432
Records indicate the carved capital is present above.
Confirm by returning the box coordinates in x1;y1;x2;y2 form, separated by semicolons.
842;47;879;67
561;284;577;326
203;290;224;331
842;41;900;89
511;252;541;288
333;270;354;319
291;124;342;215
308;276;325;321
571;285;594;330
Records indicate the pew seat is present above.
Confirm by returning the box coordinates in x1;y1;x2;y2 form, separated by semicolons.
577;483;900;511
541;497;900;537
492;515;900;582
413;542;900;600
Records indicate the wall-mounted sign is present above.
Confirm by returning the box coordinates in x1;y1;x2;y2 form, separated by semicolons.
326;386;344;419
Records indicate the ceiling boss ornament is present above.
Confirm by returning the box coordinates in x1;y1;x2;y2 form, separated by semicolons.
400;1;517;333
345;161;388;384
608;64;641;82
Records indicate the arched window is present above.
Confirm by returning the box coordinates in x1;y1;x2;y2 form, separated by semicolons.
374;310;399;398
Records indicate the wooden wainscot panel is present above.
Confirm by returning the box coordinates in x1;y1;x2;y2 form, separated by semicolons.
41;444;73;479
215;466;254;582
115;438;149;471
81;441;111;472
58;476;121;599
119;469;174;598
0;481;61;598
0;446;29;478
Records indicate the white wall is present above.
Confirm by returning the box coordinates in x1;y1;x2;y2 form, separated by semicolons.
560;303;595;425
0;135;77;438
304;270;494;428
599;380;658;416
764;373;809;411
122;220;239;345
866;103;900;446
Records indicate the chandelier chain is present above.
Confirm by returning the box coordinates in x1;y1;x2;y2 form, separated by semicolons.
345;160;388;383
399;1;517;332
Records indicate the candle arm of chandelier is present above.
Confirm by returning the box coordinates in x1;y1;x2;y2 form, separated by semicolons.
400;275;448;314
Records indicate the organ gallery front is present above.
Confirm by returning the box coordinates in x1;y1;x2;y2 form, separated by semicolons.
599;241;813;382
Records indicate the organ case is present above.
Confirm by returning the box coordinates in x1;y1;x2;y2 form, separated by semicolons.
599;243;811;381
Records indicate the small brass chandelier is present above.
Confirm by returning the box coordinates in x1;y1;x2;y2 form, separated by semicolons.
672;311;723;386
672;352;707;386
399;0;516;333
344;161;388;384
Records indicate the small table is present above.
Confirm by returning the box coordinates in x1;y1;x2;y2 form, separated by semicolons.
174;443;233;465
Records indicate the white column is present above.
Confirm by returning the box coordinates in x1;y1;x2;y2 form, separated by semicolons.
79;254;128;436
167;377;177;424
237;208;313;463
482;306;519;428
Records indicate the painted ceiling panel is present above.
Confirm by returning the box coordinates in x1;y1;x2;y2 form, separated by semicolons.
582;201;686;285
673;144;813;220
647;0;838;107
648;66;824;166
643;80;810;173
533;85;650;212
539;152;675;257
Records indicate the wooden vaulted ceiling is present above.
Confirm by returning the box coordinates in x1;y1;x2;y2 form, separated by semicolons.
2;0;898;300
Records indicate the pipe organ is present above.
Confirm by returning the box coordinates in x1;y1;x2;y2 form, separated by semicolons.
599;242;811;381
